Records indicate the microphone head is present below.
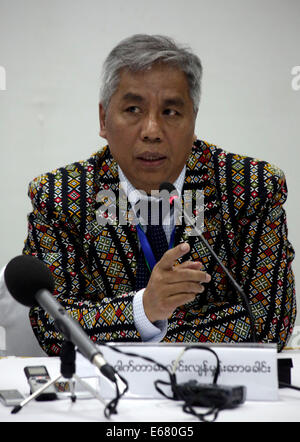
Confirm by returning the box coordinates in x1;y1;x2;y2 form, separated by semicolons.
159;182;176;193
159;182;179;207
4;255;55;307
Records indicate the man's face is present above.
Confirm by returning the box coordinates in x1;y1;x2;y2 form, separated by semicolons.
99;64;197;193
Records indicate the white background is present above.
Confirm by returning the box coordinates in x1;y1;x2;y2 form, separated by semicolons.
0;0;299;324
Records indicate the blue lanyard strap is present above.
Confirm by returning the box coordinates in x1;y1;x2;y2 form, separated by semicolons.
136;224;176;272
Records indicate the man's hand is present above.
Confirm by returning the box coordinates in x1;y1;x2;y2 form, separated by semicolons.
143;242;211;323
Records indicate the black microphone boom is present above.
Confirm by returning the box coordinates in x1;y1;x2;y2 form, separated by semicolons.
159;182;257;343
4;255;116;382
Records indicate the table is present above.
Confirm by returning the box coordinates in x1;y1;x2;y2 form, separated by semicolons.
0;348;299;423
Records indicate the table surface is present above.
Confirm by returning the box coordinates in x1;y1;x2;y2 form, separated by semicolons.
0;348;300;423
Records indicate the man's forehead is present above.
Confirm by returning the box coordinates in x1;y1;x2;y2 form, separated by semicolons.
120;91;186;106
115;65;191;102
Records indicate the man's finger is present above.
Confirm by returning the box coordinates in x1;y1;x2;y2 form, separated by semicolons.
168;268;211;284
159;242;190;270
179;260;204;270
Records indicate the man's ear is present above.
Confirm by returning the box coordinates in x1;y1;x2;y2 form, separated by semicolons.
99;103;107;139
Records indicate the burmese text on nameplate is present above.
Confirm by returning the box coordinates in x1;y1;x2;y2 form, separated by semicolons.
98;343;278;401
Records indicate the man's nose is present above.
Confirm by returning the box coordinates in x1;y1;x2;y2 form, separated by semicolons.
140;113;162;143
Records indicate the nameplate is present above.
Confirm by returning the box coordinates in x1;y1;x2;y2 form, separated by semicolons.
96;343;278;401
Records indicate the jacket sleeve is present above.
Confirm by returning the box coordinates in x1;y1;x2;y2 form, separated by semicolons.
165;161;296;351
235;165;296;349
24;174;142;356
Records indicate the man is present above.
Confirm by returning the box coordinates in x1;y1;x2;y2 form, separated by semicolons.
24;34;296;355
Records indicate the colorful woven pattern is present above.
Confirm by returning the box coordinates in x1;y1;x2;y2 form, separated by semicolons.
24;140;296;355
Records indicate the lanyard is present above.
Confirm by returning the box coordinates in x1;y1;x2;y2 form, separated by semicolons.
136;224;176;272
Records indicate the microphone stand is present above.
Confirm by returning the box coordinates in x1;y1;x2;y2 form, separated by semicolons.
172;196;257;343
11;341;107;414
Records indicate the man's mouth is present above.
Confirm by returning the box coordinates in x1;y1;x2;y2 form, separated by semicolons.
136;152;167;164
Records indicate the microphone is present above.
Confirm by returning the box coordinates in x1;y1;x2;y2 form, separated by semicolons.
4;255;117;382
159;182;257;343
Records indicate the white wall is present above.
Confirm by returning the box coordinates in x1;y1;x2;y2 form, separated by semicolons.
0;0;299;323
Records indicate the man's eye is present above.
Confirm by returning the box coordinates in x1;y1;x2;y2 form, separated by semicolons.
125;106;141;113
163;109;179;116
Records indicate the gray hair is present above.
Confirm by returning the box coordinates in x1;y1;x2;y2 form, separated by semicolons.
99;34;203;113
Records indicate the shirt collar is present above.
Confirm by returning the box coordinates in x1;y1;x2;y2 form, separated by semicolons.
118;165;186;206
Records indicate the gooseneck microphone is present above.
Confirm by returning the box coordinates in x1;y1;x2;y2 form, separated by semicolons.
159;182;257;343
4;255;117;382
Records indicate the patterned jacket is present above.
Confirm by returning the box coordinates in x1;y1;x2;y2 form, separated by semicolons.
24;140;296;355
